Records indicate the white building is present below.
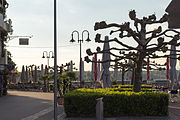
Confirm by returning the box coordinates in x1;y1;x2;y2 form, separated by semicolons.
0;0;13;66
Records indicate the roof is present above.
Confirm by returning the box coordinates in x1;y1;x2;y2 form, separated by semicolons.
166;0;180;13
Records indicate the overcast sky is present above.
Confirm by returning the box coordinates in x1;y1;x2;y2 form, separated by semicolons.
6;0;172;71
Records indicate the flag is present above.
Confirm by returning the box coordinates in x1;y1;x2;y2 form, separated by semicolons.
94;54;97;81
166;57;169;79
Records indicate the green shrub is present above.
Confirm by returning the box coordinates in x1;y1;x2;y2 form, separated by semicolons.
110;88;152;92
111;85;119;88
112;80;117;85
112;85;152;89
49;84;54;91
8;83;17;85
64;88;169;117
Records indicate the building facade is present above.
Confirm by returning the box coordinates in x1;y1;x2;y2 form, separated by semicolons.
0;0;13;96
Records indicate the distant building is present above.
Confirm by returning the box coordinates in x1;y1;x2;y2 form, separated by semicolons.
166;0;180;28
0;0;13;65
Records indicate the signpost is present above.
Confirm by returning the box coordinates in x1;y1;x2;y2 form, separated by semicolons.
19;38;29;45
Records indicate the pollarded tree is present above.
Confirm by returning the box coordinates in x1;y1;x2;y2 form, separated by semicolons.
86;10;180;92
111;60;133;85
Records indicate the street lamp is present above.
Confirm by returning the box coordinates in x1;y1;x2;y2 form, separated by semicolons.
54;0;57;119
70;30;91;87
42;51;54;69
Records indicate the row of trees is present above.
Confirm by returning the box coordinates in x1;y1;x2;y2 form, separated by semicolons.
39;67;77;97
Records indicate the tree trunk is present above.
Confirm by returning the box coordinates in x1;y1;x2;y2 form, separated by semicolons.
133;23;146;92
133;54;144;92
122;67;125;85
131;67;135;85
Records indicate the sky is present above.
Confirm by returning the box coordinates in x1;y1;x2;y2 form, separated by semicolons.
5;0;175;71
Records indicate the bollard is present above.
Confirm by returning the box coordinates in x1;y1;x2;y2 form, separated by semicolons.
96;97;103;120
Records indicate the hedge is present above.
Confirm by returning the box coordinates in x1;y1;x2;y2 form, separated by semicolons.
111;88;152;92
64;88;169;117
111;85;152;92
49;84;54;91
112;85;152;89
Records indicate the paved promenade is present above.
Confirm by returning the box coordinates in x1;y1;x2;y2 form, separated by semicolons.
0;90;180;120
0;90;65;120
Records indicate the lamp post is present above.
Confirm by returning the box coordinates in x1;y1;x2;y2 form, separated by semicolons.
42;51;54;69
53;0;57;119
70;30;91;87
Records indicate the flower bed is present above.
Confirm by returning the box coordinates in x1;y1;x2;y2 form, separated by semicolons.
64;88;169;117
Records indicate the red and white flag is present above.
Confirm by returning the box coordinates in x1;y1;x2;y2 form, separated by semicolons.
94;54;97;81
166;57;169;79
